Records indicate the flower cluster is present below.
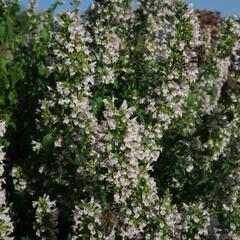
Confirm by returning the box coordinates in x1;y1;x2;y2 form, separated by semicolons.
33;194;59;240
1;0;240;239
33;1;240;239
0;121;13;240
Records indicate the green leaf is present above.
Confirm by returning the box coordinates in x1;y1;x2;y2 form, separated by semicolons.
38;64;48;76
69;159;80;166
196;177;209;186
0;26;5;40
41;30;49;42
0;59;6;72
187;92;197;106
8;121;16;130
0;95;4;105
8;91;17;105
42;134;52;147
67;234;72;240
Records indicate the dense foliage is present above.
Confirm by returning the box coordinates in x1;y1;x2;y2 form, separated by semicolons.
0;0;240;239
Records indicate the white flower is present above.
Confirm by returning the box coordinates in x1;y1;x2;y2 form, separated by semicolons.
32;140;42;152
0;121;6;137
186;165;194;173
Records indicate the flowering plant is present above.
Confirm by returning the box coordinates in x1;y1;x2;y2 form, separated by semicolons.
0;0;240;239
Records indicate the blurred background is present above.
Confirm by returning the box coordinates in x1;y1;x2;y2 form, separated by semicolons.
19;0;240;16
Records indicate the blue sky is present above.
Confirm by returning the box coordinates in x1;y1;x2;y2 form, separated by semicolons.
20;0;240;16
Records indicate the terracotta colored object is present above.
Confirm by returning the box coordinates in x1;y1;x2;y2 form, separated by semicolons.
195;9;222;34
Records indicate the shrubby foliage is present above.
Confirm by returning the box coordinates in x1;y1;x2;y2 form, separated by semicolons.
0;0;240;239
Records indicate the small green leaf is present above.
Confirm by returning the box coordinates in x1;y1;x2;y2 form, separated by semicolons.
0;95;4;105
42;134;52;147
0;59;6;71
67;234;72;240
196;177;209;186
8;91;17;105
38;64;48;76
187;92;197;106
0;26;5;39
